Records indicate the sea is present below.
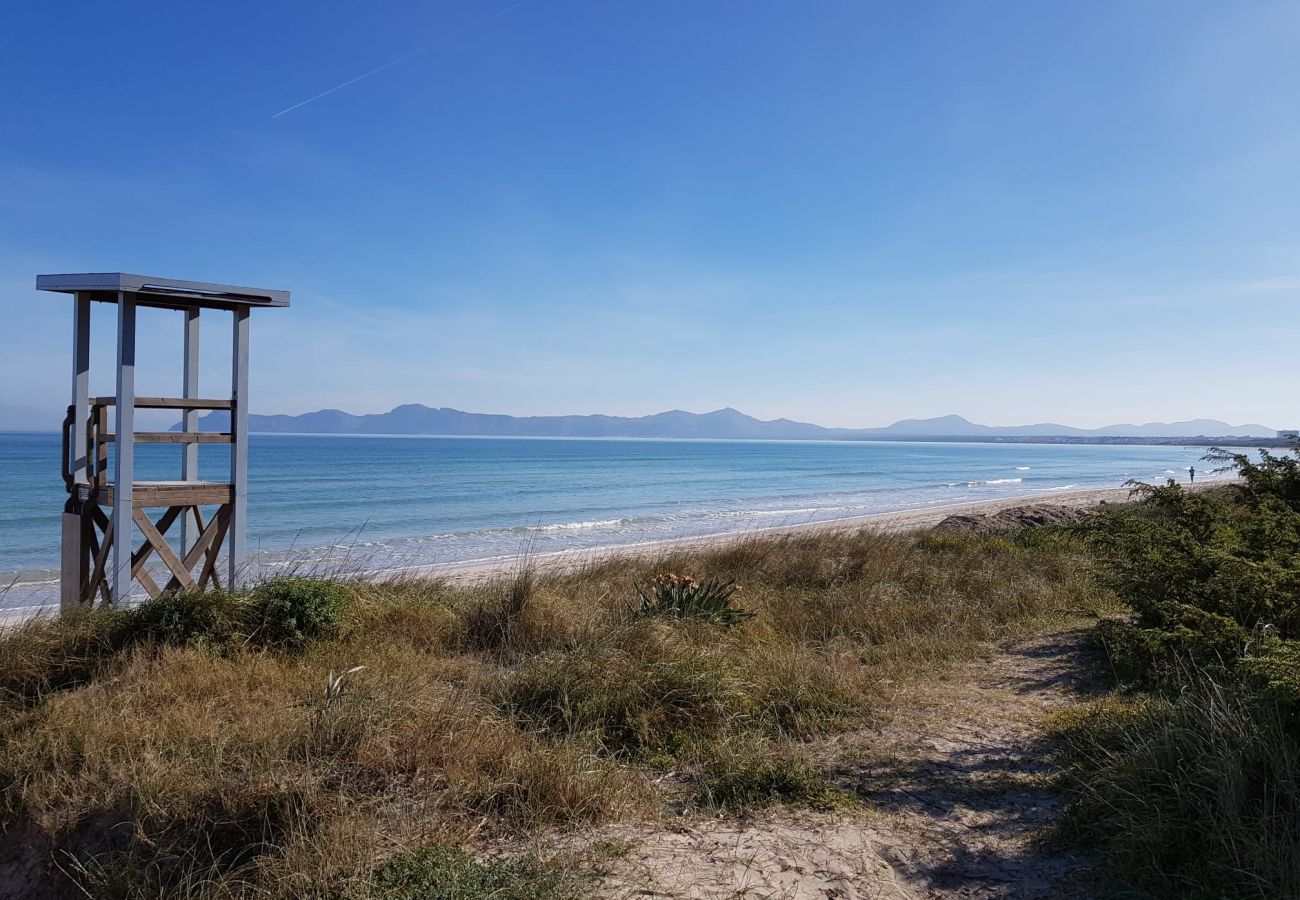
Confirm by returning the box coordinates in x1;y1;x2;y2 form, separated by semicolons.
0;432;1220;611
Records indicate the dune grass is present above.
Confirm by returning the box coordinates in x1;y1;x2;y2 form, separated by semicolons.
1051;688;1300;899
1047;462;1300;899
0;526;1107;898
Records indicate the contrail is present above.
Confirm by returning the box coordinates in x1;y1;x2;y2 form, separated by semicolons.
272;0;533;118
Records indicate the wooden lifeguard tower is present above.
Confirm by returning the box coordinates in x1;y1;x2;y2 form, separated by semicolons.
38;273;290;611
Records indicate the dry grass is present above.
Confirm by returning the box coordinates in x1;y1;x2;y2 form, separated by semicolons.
0;526;1107;898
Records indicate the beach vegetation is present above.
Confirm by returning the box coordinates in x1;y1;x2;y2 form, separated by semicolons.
460;562;536;652
247;576;352;647
1055;447;1300;897
634;572;752;625
694;744;844;811
369;845;575;900
0;525;1102;897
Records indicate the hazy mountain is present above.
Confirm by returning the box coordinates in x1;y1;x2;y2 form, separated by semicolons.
178;405;1277;440
866;414;1274;439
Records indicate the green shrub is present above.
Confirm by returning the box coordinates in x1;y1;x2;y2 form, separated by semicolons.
370;845;572;900
499;626;744;754
1238;638;1300;730
248;577;351;647
697;752;842;811
1065;447;1300;896
636;573;753;626
1207;445;1300;513
126;590;242;647
1090;476;1300;640
1095;603;1250;691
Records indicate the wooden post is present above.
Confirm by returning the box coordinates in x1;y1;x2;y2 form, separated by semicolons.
110;293;136;604
59;512;84;611
70;294;91;484
61;294;92;612
229;308;250;589
180;308;201;553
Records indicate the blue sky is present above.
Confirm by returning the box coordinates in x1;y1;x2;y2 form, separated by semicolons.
1;0;1297;430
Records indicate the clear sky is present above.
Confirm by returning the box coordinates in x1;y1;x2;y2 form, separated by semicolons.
1;0;1297;430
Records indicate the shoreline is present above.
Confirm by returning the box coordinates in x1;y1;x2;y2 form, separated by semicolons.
412;482;1149;585
0;480;1218;625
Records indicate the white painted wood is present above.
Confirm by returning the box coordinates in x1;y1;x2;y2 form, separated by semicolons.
111;293;137;604
36;273;291;308
181;308;200;553
229;308;250;589
62;293;92;612
71;293;91;483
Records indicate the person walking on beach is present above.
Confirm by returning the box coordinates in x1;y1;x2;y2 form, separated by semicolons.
1189;466;1195;484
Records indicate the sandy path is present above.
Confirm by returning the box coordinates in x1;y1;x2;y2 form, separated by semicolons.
839;629;1100;898
578;627;1099;899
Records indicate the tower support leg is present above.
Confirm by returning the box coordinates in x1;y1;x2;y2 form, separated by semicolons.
60;499;90;612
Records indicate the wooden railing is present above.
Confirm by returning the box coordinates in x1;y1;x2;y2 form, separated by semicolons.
63;397;237;493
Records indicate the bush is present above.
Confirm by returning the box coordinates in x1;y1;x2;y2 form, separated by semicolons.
696;751;842;811
248;577;351;646
126;590;241;647
370;845;572;900
499;623;744;754
1089;475;1300;640
1064;447;1300;896
1095;604;1250;692
636;573;753;626
1239;639;1300;730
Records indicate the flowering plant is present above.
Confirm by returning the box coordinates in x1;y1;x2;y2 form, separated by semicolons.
636;573;752;626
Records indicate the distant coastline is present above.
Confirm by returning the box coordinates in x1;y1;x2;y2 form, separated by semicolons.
156;404;1288;446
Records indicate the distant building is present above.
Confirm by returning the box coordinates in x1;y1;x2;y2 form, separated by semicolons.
1278;430;1299;441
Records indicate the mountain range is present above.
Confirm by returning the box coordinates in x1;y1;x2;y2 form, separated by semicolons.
178;405;1279;441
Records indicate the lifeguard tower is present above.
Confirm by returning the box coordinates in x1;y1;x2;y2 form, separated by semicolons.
38;273;290;612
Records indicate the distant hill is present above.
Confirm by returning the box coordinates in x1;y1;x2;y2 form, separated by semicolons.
178;405;1279;442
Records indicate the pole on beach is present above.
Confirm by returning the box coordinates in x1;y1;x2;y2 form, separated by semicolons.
229;308;250;590
110;292;136;604
59;293;92;613
181;308;201;554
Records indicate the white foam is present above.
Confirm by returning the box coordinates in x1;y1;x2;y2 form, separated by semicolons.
1015;466;1031;471
529;518;625;532
968;478;1023;486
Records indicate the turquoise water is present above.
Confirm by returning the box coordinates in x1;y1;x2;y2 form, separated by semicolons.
1;432;1213;606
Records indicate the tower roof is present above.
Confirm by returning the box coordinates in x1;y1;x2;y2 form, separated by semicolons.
36;273;290;311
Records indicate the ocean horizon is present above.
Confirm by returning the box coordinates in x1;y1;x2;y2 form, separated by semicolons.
0;431;1223;608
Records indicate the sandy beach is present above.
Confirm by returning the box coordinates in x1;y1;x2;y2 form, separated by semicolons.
382;482;1156;584
0;480;1205;627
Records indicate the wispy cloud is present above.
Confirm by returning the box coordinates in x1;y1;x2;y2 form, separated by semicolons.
1239;275;1300;293
271;0;533;118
